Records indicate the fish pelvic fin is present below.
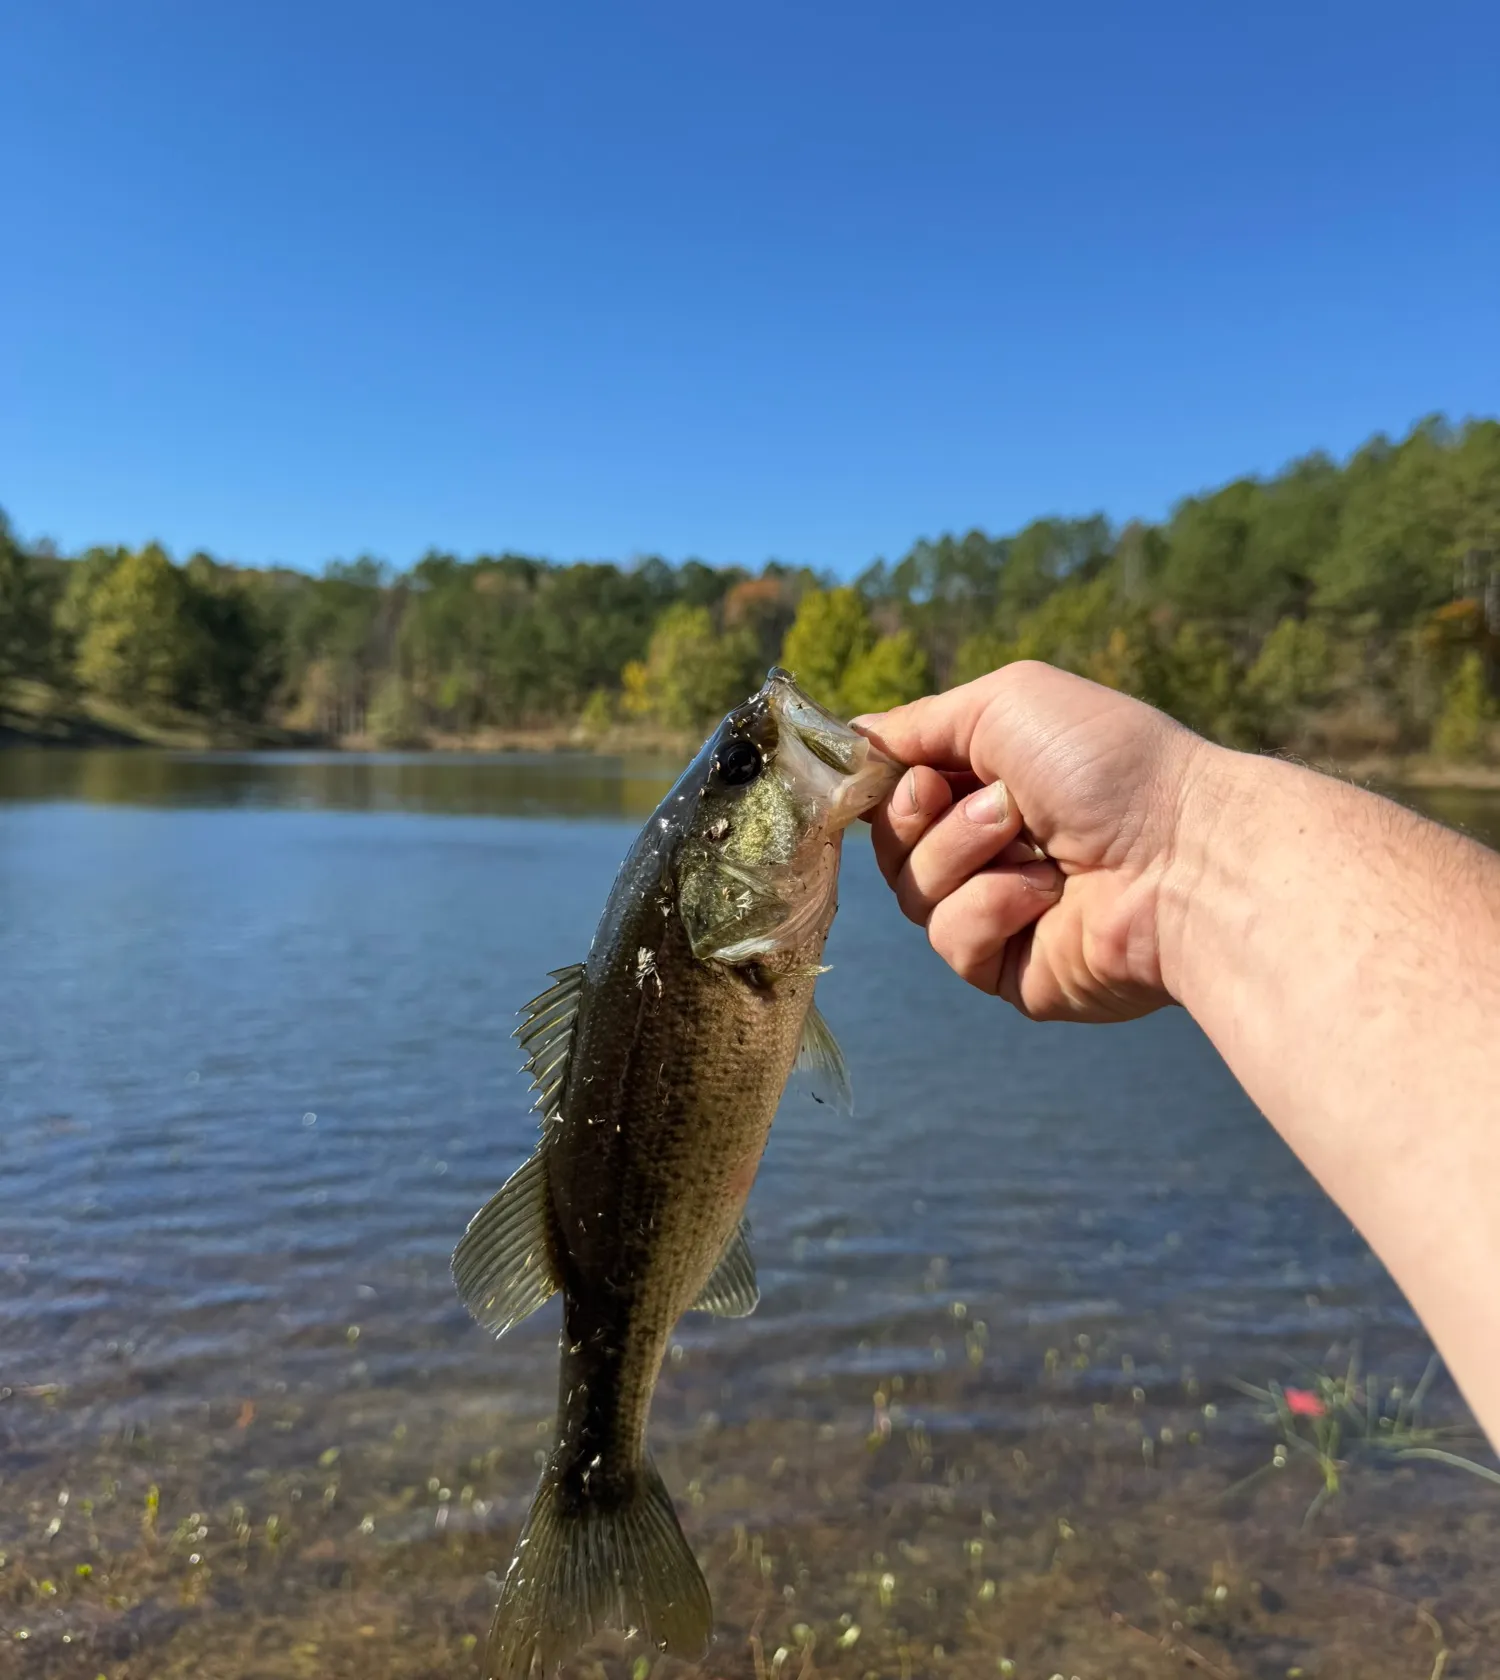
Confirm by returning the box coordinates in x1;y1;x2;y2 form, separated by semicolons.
691;1217;760;1317
453;1150;560;1336
486;1454;712;1680
795;997;852;1112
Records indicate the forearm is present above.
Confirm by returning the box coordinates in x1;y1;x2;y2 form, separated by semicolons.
1161;747;1500;1442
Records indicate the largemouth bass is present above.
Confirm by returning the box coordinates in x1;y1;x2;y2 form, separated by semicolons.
454;667;899;1679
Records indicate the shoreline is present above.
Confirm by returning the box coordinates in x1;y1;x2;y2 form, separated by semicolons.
4;693;1499;790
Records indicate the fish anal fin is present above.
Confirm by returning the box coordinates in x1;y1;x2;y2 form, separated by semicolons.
795;998;852;1112
486;1454;712;1680
691;1218;759;1317
452;1150;560;1336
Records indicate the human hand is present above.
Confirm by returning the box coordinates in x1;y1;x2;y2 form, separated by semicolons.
854;660;1215;1022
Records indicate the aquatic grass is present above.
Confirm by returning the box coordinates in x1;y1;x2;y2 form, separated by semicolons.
1225;1350;1500;1525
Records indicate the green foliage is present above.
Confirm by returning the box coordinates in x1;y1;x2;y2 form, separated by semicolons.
1243;615;1337;739
67;542;279;720
577;688;615;739
1007;574;1122;671
1159;479;1284;623
182;553;281;719
620;603;758;731
0;510;57;683
862;521;1108;684
76;544;206;709
1150;622;1255;745
367;674;422;747
1000;518;1110;617
1432;652;1496;761
779;587;874;713
951;630;1010;687
1312;421;1462;621
840;630;930;717
5;414;1499;761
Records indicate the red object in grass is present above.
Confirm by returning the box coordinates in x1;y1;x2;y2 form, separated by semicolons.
1284;1387;1327;1418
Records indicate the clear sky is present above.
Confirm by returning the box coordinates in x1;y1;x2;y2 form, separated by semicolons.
4;2;1496;576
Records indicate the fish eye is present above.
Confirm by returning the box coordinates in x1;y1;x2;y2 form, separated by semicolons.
714;737;763;787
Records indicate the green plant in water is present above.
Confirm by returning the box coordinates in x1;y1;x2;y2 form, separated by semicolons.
1226;1351;1500;1526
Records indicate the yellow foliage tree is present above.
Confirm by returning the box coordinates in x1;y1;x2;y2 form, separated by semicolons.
840;629;930;717
779;588;930;716
1433;650;1496;761
621;604;757;731
76;544;204;709
778;588;874;712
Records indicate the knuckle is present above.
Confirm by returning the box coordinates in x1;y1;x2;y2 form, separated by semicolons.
927;900;996;986
1000;657;1050;685
927;918;964;970
893;869;931;925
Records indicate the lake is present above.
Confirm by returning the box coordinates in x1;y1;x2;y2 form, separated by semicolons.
2;750;1498;1680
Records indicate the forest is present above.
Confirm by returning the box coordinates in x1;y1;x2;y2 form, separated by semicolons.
2;415;1497;762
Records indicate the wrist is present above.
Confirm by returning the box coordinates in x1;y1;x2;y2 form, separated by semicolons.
1152;739;1277;1013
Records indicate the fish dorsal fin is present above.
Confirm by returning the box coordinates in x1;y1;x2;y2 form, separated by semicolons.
691;1218;760;1317
452;1149;560;1336
795;998;852;1112
517;963;585;1119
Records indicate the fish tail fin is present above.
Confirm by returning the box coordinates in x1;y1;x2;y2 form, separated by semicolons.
485;1454;712;1680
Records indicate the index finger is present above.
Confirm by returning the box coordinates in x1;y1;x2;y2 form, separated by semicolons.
852;668;1014;775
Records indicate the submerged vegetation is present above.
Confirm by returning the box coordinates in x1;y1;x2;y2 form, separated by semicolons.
3;414;1499;761
4;1340;1497;1679
1227;1354;1500;1528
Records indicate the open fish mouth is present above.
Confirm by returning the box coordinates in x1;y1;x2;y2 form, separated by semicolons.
761;666;902;828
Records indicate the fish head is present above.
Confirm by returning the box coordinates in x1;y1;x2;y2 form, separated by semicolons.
676;667;902;966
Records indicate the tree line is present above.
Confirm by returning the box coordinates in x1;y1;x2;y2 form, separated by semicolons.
2;414;1497;760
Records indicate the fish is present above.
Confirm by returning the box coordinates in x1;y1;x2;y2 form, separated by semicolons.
453;666;901;1680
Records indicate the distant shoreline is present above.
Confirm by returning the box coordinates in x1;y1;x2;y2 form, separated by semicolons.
4;699;1499;791
0;686;697;760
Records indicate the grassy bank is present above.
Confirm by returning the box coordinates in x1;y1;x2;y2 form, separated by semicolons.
0;680;319;752
335;721;699;758
1;679;695;758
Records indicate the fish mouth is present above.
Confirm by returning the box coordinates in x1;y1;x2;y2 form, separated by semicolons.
761;666;902;827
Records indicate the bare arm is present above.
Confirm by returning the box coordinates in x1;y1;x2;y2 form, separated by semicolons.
855;661;1500;1443
1164;747;1500;1442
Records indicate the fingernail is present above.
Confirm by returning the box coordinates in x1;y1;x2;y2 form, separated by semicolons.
898;768;920;815
850;713;884;732
1019;859;1062;892
963;781;1009;826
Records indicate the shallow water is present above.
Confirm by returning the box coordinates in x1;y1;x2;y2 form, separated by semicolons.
2;750;1498;1679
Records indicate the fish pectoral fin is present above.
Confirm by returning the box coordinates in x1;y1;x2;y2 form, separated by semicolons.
690;1218;760;1317
795;998;853;1112
452;1149;560;1336
488;1452;712;1680
516;962;585;1119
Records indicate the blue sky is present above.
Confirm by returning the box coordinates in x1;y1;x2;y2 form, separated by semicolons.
3;2;1496;576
